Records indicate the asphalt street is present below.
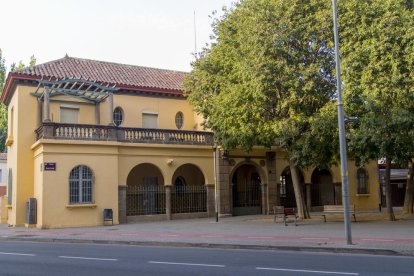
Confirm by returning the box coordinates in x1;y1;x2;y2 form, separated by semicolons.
0;241;413;275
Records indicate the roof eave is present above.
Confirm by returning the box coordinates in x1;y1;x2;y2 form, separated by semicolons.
1;73;185;105
1;73;39;105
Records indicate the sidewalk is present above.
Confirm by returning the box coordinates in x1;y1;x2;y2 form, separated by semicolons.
1;212;413;256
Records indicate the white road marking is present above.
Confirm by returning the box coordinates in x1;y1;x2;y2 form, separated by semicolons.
256;267;358;275
59;256;117;261
0;252;35;256
160;234;180;237
301;237;330;240
247;236;273;239
361;238;395;242
149;261;225;267
201;235;224;238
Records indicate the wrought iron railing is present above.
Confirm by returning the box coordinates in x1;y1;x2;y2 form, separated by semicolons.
126;185;166;216
35;122;214;145
233;187;261;207
171;185;207;213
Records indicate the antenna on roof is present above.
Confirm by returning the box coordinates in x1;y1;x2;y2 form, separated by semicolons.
193;10;198;59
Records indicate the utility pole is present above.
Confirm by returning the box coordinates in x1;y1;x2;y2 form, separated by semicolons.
332;0;352;245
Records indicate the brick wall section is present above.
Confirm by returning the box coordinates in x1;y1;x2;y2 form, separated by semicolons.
216;149;232;215
118;186;127;224
205;184;215;217
0;186;6;197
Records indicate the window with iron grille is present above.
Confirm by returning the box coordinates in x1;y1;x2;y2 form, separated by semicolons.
280;175;287;197
113;107;123;126
175;112;184;129
357;168;369;194
69;165;94;204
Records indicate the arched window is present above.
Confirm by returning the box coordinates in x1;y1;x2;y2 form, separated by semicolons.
175;176;186;194
357;168;369;194
175;112;184;129
69;165;94;204
113;107;124;126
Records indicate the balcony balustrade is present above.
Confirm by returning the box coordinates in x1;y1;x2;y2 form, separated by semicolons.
35;122;214;145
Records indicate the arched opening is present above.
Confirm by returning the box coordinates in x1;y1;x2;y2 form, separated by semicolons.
280;167;305;208
311;168;340;207
171;164;206;213
232;164;262;215
126;163;165;216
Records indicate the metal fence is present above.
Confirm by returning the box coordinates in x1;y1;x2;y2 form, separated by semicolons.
126;185;166;216
233;185;261;207
172;185;207;213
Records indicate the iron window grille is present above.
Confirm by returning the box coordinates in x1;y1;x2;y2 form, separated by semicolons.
69;165;94;204
175;112;184;129
357;168;369;194
113;107;124;126
280;175;287;197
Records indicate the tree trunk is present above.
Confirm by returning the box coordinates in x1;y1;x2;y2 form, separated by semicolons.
385;157;396;221
403;160;414;214
289;159;310;219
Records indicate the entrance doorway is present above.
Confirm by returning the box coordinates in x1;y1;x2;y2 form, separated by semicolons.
126;163;165;216
232;164;262;215
311;169;341;206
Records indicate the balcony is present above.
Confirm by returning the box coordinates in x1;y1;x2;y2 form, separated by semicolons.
35;122;214;146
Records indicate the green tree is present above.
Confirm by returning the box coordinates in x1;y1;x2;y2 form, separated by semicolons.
185;0;337;219
340;0;414;219
0;49;7;152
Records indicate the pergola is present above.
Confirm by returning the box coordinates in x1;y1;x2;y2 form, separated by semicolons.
32;77;119;125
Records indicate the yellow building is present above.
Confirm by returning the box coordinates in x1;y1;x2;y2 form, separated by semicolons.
1;56;380;228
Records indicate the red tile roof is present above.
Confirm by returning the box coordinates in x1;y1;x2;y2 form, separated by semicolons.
13;56;188;92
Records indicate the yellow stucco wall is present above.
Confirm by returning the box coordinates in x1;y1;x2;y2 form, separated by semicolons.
102;94;197;129
6;82;379;228
29;140;214;228
7;85;38;226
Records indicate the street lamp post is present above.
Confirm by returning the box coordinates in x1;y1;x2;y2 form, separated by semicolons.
332;0;352;245
213;144;219;222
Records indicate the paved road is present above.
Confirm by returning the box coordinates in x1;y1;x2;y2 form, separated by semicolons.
0;241;413;275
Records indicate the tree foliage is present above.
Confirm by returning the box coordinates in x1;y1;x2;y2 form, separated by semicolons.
340;0;414;218
185;0;337;218
0;50;7;152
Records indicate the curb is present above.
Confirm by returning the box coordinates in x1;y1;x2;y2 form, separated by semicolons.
1;237;411;257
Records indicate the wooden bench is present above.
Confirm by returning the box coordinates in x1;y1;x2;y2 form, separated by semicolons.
273;206;298;226
322;205;356;222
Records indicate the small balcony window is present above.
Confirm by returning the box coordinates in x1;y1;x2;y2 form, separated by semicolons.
175;112;184;129
113;107;124;126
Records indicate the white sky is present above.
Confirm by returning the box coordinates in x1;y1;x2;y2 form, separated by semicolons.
0;0;236;72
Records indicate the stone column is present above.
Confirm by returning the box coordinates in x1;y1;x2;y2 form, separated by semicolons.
108;93;114;126
95;103;100;125
266;152;279;209
217;149;231;215
205;184;215;217
43;86;51;122
305;183;312;212
118;185;127;224
165;185;172;220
